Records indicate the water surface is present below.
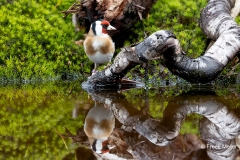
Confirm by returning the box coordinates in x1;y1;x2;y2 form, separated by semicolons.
0;80;240;159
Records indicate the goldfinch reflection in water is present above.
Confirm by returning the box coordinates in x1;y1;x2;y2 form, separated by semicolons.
84;101;115;154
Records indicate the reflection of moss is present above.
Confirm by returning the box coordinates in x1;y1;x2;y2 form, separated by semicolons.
149;101;168;119
180;121;198;135
215;84;240;109
0;81;88;159
180;114;202;135
122;86;188;118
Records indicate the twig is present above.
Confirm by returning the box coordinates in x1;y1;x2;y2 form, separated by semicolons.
55;128;69;150
55;0;63;8
227;63;240;76
61;3;79;17
133;141;145;149
24;139;30;157
133;3;146;10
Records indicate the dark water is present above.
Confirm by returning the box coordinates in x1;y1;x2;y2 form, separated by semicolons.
0;80;240;160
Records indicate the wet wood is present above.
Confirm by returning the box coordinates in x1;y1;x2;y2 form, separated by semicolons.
62;0;157;35
81;0;240;85
206;0;240;50
81;31;176;86
231;0;240;19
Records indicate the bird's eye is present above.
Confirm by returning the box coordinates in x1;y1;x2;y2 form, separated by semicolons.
102;24;108;29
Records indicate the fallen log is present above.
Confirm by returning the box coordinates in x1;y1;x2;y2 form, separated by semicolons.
82;0;240;86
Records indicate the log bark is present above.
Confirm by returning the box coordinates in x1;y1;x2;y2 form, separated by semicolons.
82;0;240;87
62;0;156;36
82;31;176;87
231;0;240;18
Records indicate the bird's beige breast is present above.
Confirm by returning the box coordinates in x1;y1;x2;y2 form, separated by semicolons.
84;35;115;56
84;117;115;138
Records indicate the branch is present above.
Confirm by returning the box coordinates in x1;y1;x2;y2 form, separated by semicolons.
168;0;240;82
82;0;240;87
206;0;240;50
231;0;240;19
82;31;176;87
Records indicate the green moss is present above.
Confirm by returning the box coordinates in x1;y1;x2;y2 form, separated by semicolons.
124;0;208;83
236;16;240;25
131;0;208;57
1;0;239;82
0;0;90;81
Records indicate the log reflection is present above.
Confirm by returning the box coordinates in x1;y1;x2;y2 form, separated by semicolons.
65;89;240;160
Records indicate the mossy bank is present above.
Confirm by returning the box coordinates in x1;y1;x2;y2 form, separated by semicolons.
0;0;89;82
1;0;239;83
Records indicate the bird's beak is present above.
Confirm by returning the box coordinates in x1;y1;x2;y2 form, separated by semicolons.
100;141;116;154
107;25;116;30
108;144;116;150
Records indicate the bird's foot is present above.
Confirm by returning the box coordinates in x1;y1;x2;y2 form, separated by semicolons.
91;69;96;76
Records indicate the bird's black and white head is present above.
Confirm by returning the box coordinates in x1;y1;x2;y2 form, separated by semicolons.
90;20;116;36
91;139;114;154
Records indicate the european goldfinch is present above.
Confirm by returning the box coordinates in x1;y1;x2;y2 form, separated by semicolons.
76;20;116;74
84;102;115;154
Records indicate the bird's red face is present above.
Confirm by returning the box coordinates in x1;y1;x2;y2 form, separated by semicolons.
91;20;116;36
92;139;112;154
100;140;110;154
101;20;116;34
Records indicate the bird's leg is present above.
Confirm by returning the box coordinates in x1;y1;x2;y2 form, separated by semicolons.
92;63;98;75
104;59;112;69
